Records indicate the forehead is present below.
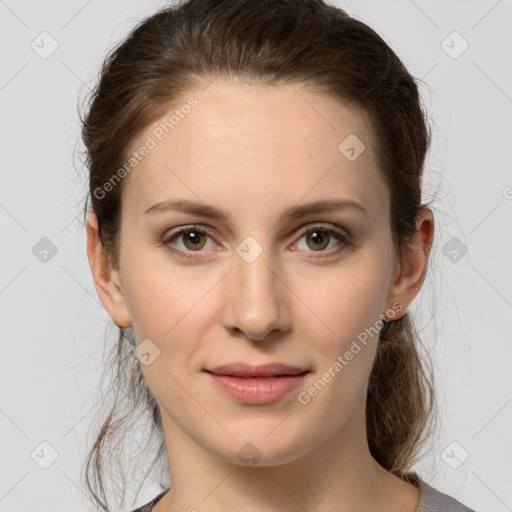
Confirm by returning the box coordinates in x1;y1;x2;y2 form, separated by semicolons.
122;81;387;223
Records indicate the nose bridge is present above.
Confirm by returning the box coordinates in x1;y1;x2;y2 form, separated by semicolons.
222;239;289;340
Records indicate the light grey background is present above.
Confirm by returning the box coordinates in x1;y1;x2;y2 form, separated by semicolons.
0;0;511;511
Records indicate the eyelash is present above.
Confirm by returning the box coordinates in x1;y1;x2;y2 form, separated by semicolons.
162;224;351;262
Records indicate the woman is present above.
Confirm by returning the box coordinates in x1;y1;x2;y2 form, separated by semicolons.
82;0;476;510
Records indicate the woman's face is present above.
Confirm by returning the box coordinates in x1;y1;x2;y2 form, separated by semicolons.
92;80;418;466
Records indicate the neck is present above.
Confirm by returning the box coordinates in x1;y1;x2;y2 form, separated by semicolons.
154;396;420;512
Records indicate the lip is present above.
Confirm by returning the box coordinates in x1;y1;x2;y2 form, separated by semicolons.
204;362;310;405
205;362;308;377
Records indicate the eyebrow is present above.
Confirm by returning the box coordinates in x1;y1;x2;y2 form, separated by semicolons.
143;198;369;223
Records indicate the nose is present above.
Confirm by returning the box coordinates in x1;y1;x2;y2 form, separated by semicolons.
220;248;291;342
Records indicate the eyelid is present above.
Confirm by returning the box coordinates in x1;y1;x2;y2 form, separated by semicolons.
162;224;217;250
293;223;349;242
162;222;350;259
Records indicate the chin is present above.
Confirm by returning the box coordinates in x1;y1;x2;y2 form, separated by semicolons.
206;428;314;468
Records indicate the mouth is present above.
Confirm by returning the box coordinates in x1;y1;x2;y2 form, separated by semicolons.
204;362;310;378
203;362;310;405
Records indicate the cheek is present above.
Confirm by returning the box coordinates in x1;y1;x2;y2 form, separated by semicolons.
120;244;210;340
304;258;389;345
295;255;388;396
295;271;385;436
123;262;211;414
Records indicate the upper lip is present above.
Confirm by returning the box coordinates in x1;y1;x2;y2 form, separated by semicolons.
205;362;309;377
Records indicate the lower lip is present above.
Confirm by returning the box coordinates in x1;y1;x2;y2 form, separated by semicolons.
205;372;308;405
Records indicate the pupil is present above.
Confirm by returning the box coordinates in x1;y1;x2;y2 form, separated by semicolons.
310;230;328;250
312;231;324;245
188;232;200;244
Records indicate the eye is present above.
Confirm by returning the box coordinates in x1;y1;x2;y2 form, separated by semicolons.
292;225;349;257
162;223;350;261
162;225;216;260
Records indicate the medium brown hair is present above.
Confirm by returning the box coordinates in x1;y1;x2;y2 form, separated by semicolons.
80;0;437;509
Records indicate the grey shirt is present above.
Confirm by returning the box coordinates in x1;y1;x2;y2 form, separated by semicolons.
416;477;476;512
131;475;477;511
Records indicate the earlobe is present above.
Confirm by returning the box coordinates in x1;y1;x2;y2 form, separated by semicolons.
385;208;434;320
86;213;132;328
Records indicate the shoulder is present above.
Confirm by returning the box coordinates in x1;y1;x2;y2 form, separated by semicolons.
415;476;477;512
129;487;169;512
128;479;479;512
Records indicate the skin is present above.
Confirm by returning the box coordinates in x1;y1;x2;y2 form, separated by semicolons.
87;80;434;512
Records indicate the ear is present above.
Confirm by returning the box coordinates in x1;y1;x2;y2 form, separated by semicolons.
86;212;132;328
384;208;434;320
